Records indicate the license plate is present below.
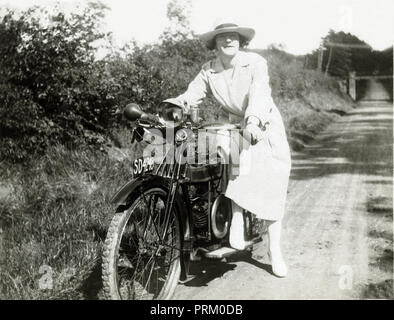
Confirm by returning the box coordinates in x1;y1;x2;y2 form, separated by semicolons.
132;156;155;176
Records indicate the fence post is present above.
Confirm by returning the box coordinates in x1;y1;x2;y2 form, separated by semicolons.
325;47;333;77
317;46;324;71
348;71;356;100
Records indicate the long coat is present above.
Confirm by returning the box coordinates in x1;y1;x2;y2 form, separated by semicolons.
173;51;291;221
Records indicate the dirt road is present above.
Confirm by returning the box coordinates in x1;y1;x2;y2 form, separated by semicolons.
173;101;393;300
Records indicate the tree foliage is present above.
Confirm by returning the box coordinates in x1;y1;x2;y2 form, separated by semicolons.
305;30;393;77
0;3;117;161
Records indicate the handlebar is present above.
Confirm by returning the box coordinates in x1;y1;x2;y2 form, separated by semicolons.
123;104;258;145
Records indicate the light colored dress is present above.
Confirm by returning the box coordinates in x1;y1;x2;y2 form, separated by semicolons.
172;50;291;221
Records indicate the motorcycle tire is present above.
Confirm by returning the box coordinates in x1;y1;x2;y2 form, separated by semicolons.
102;184;181;300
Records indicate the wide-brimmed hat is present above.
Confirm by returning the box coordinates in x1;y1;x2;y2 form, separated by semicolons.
199;21;255;50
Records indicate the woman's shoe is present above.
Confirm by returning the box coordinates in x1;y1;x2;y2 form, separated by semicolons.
229;229;249;250
229;237;253;250
268;249;288;278
229;210;247;250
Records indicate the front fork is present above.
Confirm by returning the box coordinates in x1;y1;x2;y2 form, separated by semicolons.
158;144;193;281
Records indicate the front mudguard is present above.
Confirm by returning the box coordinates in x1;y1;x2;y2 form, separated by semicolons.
110;174;192;281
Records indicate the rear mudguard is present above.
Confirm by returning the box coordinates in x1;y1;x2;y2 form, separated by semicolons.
110;174;192;280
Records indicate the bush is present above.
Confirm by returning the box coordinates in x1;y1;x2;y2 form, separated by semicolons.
0;4;118;162
101;35;216;112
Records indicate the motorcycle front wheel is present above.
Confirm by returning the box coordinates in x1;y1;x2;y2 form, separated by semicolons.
102;185;181;300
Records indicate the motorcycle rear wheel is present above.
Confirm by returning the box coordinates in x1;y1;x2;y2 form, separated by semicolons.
102;185;181;300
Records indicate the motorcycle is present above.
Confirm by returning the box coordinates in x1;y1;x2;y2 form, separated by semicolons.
101;101;262;300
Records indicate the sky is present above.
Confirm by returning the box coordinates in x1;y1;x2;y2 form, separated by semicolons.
0;0;393;55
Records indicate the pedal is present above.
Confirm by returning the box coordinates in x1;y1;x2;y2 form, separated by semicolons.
203;236;262;259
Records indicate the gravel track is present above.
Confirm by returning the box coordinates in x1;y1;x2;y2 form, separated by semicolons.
172;101;393;300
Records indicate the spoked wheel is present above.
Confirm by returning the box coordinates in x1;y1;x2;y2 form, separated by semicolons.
102;185;181;300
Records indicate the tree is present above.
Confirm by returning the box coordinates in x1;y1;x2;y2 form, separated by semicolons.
304;30;389;77
161;0;193;42
321;30;355;77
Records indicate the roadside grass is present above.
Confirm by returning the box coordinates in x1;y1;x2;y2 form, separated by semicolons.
279;81;354;151
258;48;355;150
362;195;393;299
0;143;140;299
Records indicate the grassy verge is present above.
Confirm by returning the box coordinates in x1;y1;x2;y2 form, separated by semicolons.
263;49;355;150
362;193;393;299
0;139;141;299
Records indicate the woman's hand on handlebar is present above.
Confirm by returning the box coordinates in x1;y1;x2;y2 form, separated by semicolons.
245;123;264;145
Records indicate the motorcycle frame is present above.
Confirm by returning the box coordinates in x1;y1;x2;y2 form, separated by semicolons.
110;121;232;281
110;136;198;281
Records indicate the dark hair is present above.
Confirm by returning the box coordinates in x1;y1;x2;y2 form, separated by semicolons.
207;34;249;51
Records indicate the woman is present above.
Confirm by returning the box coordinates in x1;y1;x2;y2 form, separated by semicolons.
165;21;291;277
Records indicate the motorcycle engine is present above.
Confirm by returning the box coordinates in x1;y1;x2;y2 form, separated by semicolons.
191;199;208;230
189;182;231;241
189;184;209;236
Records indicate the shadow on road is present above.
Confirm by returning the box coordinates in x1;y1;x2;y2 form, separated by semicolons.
225;250;273;274
182;259;237;287
183;251;273;287
357;79;393;101
290;103;393;181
